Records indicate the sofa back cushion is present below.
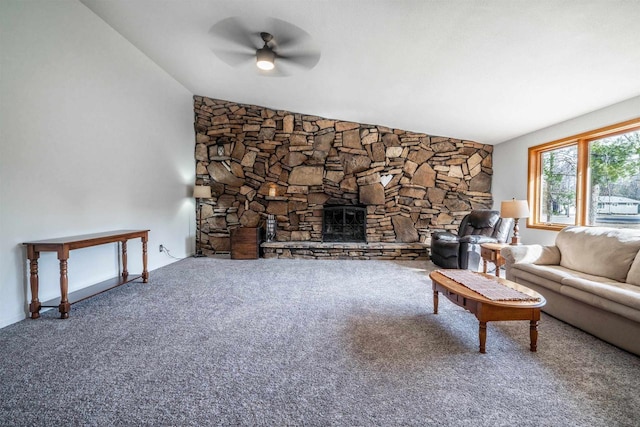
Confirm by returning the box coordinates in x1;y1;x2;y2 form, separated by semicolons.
556;226;640;282
459;210;499;236
627;253;640;287
457;210;513;243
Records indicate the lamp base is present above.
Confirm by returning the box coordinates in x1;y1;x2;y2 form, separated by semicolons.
510;218;523;245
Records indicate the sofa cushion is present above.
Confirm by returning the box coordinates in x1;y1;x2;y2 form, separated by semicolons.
627;253;640;287
512;263;583;286
510;265;564;293
561;276;640;311
556;226;640;282
560;284;640;323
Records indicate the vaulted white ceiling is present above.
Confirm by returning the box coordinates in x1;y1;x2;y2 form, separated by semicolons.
80;0;640;144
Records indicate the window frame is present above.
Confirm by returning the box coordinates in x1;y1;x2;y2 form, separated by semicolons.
527;118;640;231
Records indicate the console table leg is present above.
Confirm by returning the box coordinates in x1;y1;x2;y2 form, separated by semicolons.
121;240;128;278
479;321;487;353
28;249;41;319
142;236;148;283
530;320;539;352
58;258;70;319
433;290;439;314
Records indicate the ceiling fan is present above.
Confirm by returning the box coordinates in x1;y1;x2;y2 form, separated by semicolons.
209;17;321;77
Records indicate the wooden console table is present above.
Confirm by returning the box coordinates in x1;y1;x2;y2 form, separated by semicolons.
24;229;149;319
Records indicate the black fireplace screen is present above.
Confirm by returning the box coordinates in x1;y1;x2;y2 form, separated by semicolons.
322;206;367;242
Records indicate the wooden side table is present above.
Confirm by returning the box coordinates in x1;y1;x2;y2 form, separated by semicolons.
230;227;261;259
480;243;509;277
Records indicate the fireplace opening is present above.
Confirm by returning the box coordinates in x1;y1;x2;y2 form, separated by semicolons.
322;205;367;242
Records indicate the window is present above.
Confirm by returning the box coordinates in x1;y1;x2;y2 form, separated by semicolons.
528;118;640;230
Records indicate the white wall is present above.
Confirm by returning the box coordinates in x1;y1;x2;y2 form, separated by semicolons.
493;96;640;246
0;1;195;328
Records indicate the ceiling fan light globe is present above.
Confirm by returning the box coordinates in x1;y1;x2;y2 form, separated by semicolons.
256;47;275;70
256;59;274;70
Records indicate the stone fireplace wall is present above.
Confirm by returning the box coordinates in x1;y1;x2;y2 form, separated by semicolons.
194;96;493;253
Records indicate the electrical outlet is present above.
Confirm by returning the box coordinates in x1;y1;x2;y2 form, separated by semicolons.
159;244;164;253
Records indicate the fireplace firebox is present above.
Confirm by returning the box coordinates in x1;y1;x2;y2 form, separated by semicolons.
322;206;367;242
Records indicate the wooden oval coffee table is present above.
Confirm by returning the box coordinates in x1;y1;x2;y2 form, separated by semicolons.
429;269;546;353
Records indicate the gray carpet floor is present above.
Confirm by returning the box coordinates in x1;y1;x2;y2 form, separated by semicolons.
1;258;639;426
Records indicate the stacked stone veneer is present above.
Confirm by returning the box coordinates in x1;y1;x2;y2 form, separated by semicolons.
194;96;494;256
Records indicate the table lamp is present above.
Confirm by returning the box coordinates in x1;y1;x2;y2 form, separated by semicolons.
500;198;530;245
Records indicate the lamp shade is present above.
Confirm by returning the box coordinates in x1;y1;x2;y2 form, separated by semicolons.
500;199;530;218
193;185;212;199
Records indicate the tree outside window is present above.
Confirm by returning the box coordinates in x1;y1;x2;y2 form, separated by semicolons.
589;131;640;226
541;146;577;224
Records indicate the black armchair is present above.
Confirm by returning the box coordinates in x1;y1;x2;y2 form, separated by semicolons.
430;210;513;271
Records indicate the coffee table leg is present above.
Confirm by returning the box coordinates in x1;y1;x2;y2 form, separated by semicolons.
479;321;487;353
433;290;439;314
530;320;539;352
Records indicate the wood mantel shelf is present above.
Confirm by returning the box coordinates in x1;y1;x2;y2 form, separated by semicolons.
23;229;149;319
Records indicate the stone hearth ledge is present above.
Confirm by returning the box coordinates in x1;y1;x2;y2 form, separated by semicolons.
261;241;430;260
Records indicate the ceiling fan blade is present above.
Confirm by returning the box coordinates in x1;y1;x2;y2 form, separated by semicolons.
277;51;322;70
266;17;312;50
212;50;255;67
209;16;258;51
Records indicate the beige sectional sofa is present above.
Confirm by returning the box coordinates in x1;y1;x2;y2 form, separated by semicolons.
501;226;640;356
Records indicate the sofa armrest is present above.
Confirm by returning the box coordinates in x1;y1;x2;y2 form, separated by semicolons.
501;244;561;266
432;232;460;242
459;235;497;245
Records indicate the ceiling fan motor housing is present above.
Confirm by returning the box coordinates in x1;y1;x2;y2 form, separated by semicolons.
260;32;274;44
256;45;275;70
